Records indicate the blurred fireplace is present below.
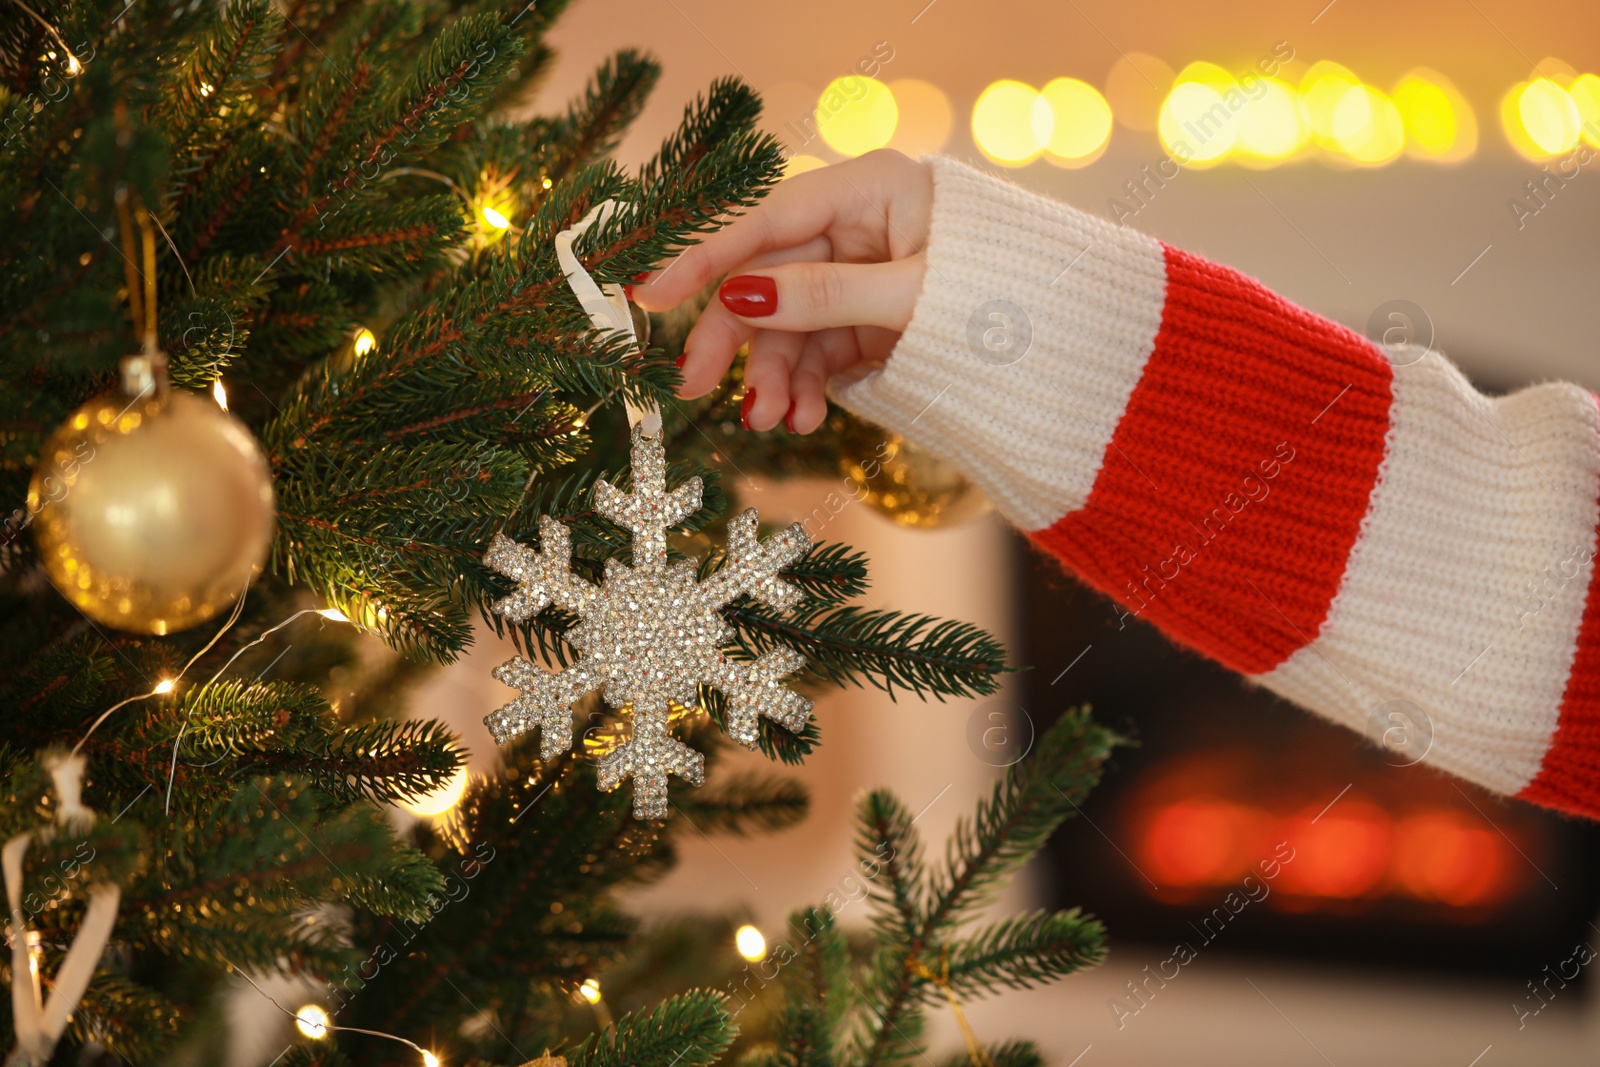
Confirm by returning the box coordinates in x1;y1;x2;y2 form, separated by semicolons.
1014;534;1600;978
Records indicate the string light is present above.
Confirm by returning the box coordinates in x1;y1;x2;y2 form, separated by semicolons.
734;924;767;961
1392;69;1476;163
226;958;441;1066
399;764;469;817
353;327;377;356
578;978;602;1004
153;679;175;695
1035;77;1114;166
816;76;898;157
1513;78;1582;155
295;1005;330;1040
318;606;350;622
211;378;228;410
972;80;1046;166
1330;83;1405;165
480;204;510;230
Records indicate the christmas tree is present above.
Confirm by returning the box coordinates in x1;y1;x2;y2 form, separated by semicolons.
0;1;1115;1063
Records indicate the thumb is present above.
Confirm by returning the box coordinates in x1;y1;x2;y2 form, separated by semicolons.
717;256;925;333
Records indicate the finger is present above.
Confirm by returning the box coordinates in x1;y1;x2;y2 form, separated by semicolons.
731;233;833;276
787;358;829;435
673;236;832;399
789;328;859;434
717;256;925;333
741;329;803;431
634;160;868;312
676;297;754;399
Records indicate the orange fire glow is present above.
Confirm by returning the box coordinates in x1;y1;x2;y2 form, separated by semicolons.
1138;797;1514;907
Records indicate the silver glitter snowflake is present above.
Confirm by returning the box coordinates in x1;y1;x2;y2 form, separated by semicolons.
483;425;814;819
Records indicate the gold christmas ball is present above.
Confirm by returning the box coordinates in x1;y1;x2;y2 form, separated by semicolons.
834;414;991;529
28;378;276;635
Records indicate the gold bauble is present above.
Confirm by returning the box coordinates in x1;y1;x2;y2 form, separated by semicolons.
29;374;276;635
834;414;991;529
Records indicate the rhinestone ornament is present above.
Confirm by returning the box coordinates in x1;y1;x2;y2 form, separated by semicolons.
484;426;814;819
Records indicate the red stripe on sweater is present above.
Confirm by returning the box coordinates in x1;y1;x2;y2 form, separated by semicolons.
1517;395;1600;820
1031;245;1393;674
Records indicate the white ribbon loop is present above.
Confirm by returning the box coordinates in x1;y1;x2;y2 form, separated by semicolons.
553;199;660;436
5;754;120;1067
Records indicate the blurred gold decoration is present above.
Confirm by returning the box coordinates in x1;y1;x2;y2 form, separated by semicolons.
518;1055;567;1067
834;413;990;529
29;352;276;635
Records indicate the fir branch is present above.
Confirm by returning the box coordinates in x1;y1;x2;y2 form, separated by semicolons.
939;909;1107;1000
534;49;661;191
672;770;808;836
853;710;1121;1067
924;708;1122;929
935;1041;1046;1067
854;790;925;949
778;542;871;605
725;605;1009;701
164;0;280;164
699;684;820;767
72;975;183;1065
570;990;737;1067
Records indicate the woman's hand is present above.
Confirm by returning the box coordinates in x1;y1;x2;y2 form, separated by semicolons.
631;149;933;433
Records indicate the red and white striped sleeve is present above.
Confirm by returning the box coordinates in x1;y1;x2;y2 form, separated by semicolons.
832;155;1600;821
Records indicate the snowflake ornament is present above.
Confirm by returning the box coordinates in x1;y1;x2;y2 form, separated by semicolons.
483;425;814;818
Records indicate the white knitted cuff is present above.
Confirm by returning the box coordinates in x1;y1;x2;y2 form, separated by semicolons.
829;155;1170;532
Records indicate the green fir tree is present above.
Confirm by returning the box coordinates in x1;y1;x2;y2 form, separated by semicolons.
0;1;1113;1064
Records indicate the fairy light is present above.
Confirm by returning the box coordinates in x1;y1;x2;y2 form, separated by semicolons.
318;607;350;622
226;957;441;1066
211;378;228;410
399;764;469;818
353;327;377;356
24;930;42;1004
153;679;175;695
66;54;81;74
199;81;214;97
480;204;510;230
578;978;602;1004
295;1005;330;1040
735;924;767;961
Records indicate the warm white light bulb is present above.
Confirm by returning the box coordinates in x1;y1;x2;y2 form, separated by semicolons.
212;378;228;410
735;924;766;961
353;327;377;356
318;607;350;622
295;1005;330;1040
579;978;602;1003
399;765;469;818
422;1052;441;1067
480;205;510;230
153;679;175;695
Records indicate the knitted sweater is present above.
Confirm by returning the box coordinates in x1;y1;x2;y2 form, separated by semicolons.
832;155;1600;822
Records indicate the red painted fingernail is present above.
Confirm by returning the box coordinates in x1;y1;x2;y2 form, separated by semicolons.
740;389;757;430
633;271;650;282
623;284;635;299
674;352;687;368
785;401;798;434
720;275;778;318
